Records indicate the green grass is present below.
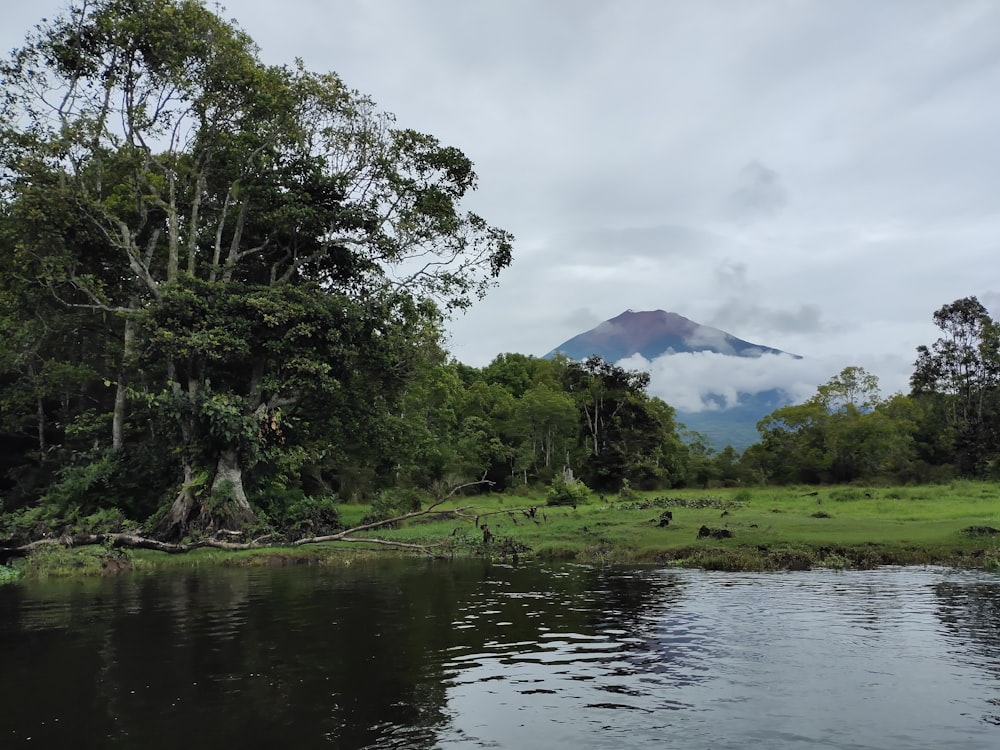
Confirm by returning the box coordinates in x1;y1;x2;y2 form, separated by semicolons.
9;481;1000;577
359;481;1000;571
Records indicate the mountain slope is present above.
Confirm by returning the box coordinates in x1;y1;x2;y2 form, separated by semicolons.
544;309;800;450
546;309;796;361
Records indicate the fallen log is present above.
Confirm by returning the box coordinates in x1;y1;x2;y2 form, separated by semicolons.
1;481;495;561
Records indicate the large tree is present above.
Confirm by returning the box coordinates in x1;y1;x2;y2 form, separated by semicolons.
911;297;1000;474
0;0;512;536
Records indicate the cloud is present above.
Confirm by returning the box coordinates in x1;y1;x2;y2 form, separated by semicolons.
725;160;789;222
619;349;912;414
559;307;602;330
546;224;720;265
709;301;826;339
7;0;1000;404
620;351;817;412
702;258;829;342
980;291;1000;319
686;326;737;355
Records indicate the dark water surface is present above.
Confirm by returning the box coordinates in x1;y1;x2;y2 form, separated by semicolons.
1;561;998;749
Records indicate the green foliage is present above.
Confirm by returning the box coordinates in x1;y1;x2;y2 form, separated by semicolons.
0;0;512;537
0;504;63;541
911;296;1000;475
0;565;21;585
69;507;136;535
21;544;128;578
753;367;918;484
43;454;121;512
253;488;343;539
545;475;590;507
361;488;428;525
617;478;640;502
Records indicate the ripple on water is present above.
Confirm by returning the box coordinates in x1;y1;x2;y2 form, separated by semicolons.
3;564;1000;750
434;566;1000;750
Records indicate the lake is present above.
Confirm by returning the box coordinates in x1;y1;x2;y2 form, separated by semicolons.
1;561;998;749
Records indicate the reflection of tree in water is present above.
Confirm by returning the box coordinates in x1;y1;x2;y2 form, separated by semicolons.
2;561;689;749
934;580;1000;726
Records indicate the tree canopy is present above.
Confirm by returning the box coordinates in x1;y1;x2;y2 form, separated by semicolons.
0;0;511;538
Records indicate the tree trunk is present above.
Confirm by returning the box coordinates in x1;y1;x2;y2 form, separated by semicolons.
153;451;258;540
154;460;199;539
112;312;136;451
211;448;255;519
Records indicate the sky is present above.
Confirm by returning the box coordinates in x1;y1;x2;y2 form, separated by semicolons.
4;0;1000;412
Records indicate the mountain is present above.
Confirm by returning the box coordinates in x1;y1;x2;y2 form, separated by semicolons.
545;309;797;361
545;310;800;450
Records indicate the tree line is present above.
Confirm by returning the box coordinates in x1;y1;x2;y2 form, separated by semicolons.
738;296;1000;486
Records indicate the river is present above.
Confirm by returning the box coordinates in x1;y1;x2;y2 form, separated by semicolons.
1;561;998;749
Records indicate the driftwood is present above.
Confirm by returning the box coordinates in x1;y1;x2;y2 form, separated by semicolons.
0;481;495;561
1;532;273;556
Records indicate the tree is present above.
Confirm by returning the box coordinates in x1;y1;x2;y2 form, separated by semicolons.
512;385;577;481
755;367;916;483
911;297;1000;474
562;356;680;491
0;0;512;536
814;365;881;412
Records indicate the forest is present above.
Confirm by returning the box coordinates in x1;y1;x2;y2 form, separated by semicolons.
1;0;999;548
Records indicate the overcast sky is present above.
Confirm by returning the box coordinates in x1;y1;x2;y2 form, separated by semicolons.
4;1;1000;411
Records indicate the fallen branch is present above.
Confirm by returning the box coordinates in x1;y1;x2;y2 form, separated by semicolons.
0;481;496;560
1;532;268;557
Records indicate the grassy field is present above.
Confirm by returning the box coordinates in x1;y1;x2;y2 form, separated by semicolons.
4;481;1000;580
349;480;1000;571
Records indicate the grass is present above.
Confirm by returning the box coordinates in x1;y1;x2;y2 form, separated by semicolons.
358;481;1000;571
6;481;1000;579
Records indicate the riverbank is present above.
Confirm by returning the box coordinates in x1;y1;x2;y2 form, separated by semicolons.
366;480;1000;571
3;481;999;581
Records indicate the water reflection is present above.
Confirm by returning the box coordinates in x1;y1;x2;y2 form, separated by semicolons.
1;564;999;749
934;579;1000;726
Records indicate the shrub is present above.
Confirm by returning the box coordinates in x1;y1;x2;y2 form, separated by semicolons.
546;475;590;507
252;488;344;539
617;479;640;502
0;505;62;542
71;507;135;535
361;488;428;525
0;565;21;585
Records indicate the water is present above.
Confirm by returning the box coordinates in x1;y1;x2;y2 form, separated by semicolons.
0;562;998;749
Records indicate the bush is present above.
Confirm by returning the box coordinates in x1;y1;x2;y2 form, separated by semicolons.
361;488;427;525
0;505;61;542
546;475;590;507
70;507;135;534
0;565;21;585
617;479;640;502
253;487;343;539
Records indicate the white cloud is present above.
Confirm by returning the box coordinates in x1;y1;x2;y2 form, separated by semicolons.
620;349;909;414
5;0;999;398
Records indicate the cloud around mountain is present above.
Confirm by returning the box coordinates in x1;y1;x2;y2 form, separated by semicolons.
544;309;872;448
